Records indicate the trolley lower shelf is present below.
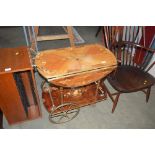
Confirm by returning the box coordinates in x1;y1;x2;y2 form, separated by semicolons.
42;80;107;124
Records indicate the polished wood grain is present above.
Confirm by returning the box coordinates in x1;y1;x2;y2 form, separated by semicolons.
0;46;32;75
35;44;117;87
102;27;155;113
108;66;155;92
0;73;27;124
0;47;41;125
42;81;107;113
106;41;155;113
30;69;42;115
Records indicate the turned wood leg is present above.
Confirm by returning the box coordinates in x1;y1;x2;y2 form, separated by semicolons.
0;109;3;129
146;87;151;103
102;82;121;113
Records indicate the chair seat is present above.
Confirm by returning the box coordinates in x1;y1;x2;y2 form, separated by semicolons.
107;66;155;93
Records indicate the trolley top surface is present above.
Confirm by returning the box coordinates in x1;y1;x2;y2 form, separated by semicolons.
35;44;117;87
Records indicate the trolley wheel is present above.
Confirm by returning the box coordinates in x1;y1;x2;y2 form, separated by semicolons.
49;103;80;124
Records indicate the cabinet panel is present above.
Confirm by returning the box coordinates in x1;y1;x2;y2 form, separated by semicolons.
0;73;27;124
0;46;41;125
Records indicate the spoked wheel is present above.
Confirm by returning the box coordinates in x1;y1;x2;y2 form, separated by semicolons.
49;103;80;124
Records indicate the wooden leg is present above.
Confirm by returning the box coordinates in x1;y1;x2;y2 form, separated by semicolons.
102;82;121;113
34;26;39;36
67;26;75;47
146;87;151;103
112;93;120;113
0;109;3;129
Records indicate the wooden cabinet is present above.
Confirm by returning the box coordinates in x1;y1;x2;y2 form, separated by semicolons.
0;46;41;125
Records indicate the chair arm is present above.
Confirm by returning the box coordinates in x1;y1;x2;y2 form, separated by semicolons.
146;61;155;72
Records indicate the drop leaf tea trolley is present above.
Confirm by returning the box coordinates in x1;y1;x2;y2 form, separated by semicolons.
35;44;117;123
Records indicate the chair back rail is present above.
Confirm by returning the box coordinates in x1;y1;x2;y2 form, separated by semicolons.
103;26;144;49
112;41;155;71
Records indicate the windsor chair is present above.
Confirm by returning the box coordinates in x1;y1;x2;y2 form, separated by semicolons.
102;26;155;113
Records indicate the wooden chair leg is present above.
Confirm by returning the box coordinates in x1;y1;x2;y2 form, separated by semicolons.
146;86;151;103
102;82;121;113
0;109;3;129
112;93;120;113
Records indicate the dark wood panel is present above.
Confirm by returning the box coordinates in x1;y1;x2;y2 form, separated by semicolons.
108;66;155;93
0;73;27;124
20;72;35;106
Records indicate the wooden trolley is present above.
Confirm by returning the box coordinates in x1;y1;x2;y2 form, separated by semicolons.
35;44;117;123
